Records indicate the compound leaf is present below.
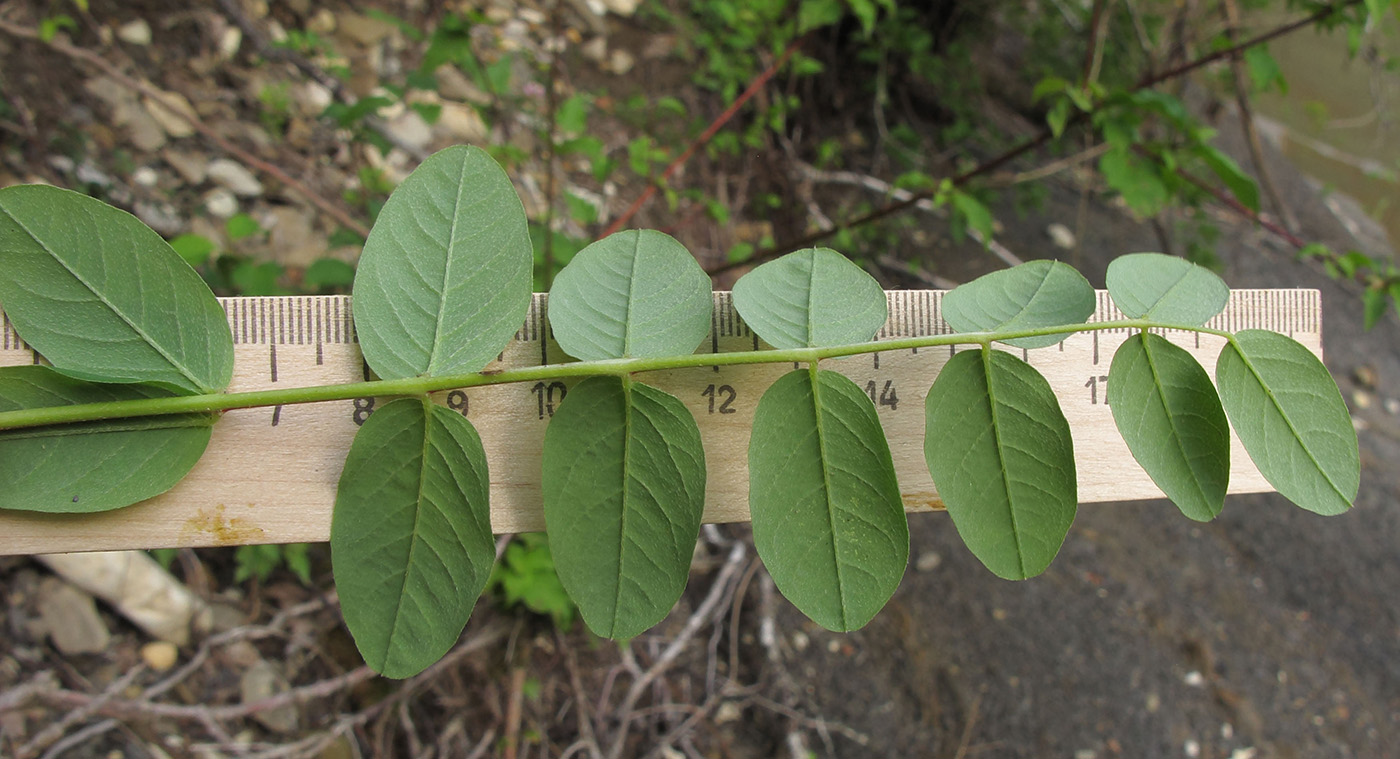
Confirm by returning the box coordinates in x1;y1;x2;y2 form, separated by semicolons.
1216;330;1359;515
0;185;232;394
941;260;1094;349
547;230;711;360
332;397;495;678
749;368;908;631
352;145;531;379
732;247;887;349
924;349;1076;579
542;376;706;639
1109;333;1229;521
1106;253;1229;325
0;366;215;513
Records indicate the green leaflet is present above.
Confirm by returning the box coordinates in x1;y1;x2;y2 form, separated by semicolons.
542;376;706;639
0;185;233;394
1199;145;1261;213
748;368;908;631
731;247;887;349
0;366;214;513
331;397;495;678
941;260;1094;349
1105;253;1229;325
1216;330;1359;516
352;146;532;379
1109;333;1229;521
546;229;711;360
924;349;1076;580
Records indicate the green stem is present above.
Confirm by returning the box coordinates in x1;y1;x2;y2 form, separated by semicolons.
0;319;1233;431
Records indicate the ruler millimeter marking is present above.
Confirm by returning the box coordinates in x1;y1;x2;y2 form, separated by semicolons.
0;290;1322;555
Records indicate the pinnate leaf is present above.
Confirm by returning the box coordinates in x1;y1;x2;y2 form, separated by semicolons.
1216;331;1359;515
332;398;495;678
352;146;531;379
942;260;1094;349
1109;333;1229;521
749;369;908;631
0;366;215;513
542;377;706;639
731;248;887;349
924;349;1076;580
0;185;233;394
1106;253;1229;325
547;230;711;360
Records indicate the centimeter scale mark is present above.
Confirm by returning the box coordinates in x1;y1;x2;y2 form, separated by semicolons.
1;290;1320;365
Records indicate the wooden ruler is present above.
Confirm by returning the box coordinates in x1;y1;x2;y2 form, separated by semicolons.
0;290;1322;555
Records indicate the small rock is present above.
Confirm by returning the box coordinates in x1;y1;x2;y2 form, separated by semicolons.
1074;751;1097;759
1353;365;1378;389
1183;670;1205;687
384;111;433;152
75;161;113;187
1145;692;1161;712
435;66;491;105
435;103;487;144
791;630;809;651
141;641;179;672
1229;748;1257;759
1184;739;1200;758
135;201;183;236
1384;398;1399;415
580;37;607;63
338;12;395;46
587;0;641;15
204;188;238;218
132;166;159;187
218;26;243;60
605;49;636;76
1352;390;1373;409
142;90;198;139
1047;223;1076;250
36;578;110;655
116;19;152;46
290;82;334;117
266;205;324;267
206;159;263;197
714;701;742;724
117;102;168;151
162;149;207;185
915;551;942;572
241;660;300;733
307;8;337;35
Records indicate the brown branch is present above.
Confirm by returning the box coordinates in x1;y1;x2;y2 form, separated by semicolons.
600;33;810;238
0;18;372;239
709;0;1361;275
1220;0;1299;232
17;622;508;725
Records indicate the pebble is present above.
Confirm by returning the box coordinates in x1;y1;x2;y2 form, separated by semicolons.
1047;223;1076;250
218;27;243;60
915;551;942;571
436;103;487;144
141;641;179;672
1183;670;1205;687
1184;739;1200;757
143;90;198;139
241;660;299;733
162;149;207;185
117;19;152;46
204;188;238;218
606;49;636;76
1386;398;1399;415
385;111;433;152
132;166;159;187
206;159;263;197
35;578;110;655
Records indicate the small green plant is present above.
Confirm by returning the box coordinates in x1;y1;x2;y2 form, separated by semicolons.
486;533;577;630
234;542;312;585
0;146;1359;679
